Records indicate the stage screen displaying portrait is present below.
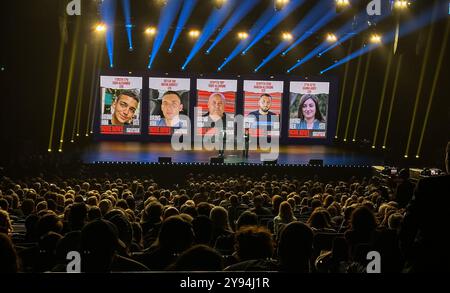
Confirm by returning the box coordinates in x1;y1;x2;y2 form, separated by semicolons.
288;81;329;139
148;77;190;136
243;80;283;137
196;78;237;137
100;76;142;135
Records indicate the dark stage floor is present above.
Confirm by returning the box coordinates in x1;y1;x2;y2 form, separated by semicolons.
82;142;385;166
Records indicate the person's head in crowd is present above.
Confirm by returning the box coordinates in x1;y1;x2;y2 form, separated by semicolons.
0;198;9;211
80;219;126;272
142;201;163;224
68;202;88;231
307;208;332;230
253;195;265;209
206;93;226;121
234;226;274;262
197;202;213;217
125;196;135;211
21;198;35;216
36;201;48;213
192;215;214;245
310;198;322;211
111;90;140;126
350;206;377;233
116;199;128;210
38;231;62;257
98;198;112;216
168;245;224;271
23;213;39;242
131;222;143;249
179;213;194;223
210;206;232;232
0;210;13;236
155;216;194;255
277;222;313;272
229;195;239;207
287;198;296;210
86;196;97;207
36;213;63;237
108;213;133;252
46;199;57;212
278;201;295;222
272;195;283;215
0;233;19;273
388;213;403;232
181;204;198;218
163;206;179;220
160;91;184;127
235;211;258;230
87;206;102;222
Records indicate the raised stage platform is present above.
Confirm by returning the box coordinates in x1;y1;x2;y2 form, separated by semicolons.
82;142;384;166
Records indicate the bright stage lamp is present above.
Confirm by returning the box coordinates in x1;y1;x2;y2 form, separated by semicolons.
281;32;293;41
335;0;350;10
394;0;410;10
238;32;248;40
275;0;290;11
326;33;338;43
189;29;200;38
95;23;107;32
370;33;382;44
145;27;157;36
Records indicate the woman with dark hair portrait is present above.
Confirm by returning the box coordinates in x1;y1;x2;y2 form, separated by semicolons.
297;94;325;130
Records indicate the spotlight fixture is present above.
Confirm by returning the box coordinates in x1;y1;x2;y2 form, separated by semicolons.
393;0;410;10
156;0;168;6
237;31;248;40
213;0;227;9
335;0;350;12
370;33;382;44
281;32;293;41
188;29;200;38
95;23;107;32
274;0;289;12
145;26;157;36
326;33;338;43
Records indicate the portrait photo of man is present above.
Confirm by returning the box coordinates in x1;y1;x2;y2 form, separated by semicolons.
157;91;184;128
110;90;140;126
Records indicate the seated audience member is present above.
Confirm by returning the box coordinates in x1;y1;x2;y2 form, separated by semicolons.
0;233;19;273
273;201;297;238
225;226;277;271
167;245;224;271
278;222;314;272
399;142;450;272
135;215;194;270
80;219;148;272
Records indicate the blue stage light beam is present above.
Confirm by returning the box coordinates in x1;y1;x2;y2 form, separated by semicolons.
148;0;183;69
181;0;236;70
101;0;118;68
255;1;336;72
242;0;306;55
282;9;337;57
286;42;329;73
320;4;448;75
121;0;133;51
318;12;390;57
206;0;261;54
168;0;198;53
287;4;394;73
217;5;277;71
